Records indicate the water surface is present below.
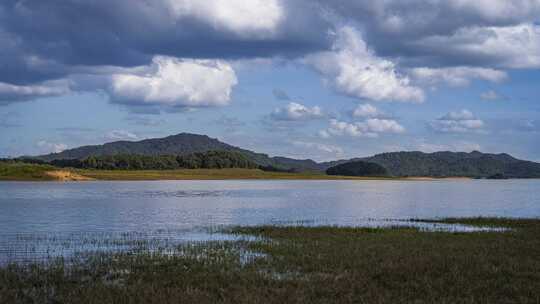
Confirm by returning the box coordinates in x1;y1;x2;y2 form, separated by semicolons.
1;180;539;262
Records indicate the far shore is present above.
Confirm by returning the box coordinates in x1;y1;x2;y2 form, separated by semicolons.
0;166;477;182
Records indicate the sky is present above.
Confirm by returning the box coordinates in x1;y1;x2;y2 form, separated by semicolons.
1;0;539;162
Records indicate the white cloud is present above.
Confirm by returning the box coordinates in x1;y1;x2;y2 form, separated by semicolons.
105;130;139;141
430;110;485;133
110;56;238;108
291;141;344;155
305;26;425;103
321;118;405;138
0;80;71;102
417;23;540;69
410;67;507;87
166;0;284;37
480;90;501;101
352;103;384;118
271;102;323;121
36;140;67;154
448;1;540;22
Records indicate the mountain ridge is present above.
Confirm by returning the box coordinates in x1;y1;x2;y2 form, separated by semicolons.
35;132;540;178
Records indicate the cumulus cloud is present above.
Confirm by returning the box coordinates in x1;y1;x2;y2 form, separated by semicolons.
430;110;485;133
109;56;237;107
105;130;139;141
166;0;284;37
271;102;323;121
305;26;424;103
36;140;68;154
352;104;385;118
321;118;405;138
291;141;344;155
410;67;507;87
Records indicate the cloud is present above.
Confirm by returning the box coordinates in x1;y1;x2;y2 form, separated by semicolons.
270;102;323;121
410;67;507;87
0;1;538;106
109;56;238;107
430;110;485;133
0;80;71;104
415;23;540;68
305;26;425;103
352;104;385;118
36;140;67;154
166;0;284;37
321;118;405;138
105;130;139;141
480;90;502;101
291;141;344;155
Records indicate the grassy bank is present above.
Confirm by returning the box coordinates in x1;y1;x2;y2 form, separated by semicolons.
1;218;539;303
72;168;398;181
0;162;57;181
0;162;404;181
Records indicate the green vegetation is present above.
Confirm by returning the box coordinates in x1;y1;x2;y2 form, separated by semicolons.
72;168;388;181
34;132;540;177
52;150;259;170
0;161;56;181
1;218;539;303
326;160;388;177
359;151;540;178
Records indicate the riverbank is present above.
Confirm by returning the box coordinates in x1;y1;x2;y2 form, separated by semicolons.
1;162;472;181
1;218;539;303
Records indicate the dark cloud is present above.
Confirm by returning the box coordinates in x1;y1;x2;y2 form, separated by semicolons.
0;0;538;104
0;0;330;87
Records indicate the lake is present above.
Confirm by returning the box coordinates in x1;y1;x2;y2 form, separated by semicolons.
1;179;539;263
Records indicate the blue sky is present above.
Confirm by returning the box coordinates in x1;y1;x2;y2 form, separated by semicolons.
1;1;539;162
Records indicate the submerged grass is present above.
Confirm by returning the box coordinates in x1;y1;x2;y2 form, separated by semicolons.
2;218;540;303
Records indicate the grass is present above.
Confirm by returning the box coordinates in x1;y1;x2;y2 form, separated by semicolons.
71;168;401;181
1;218;539;303
0;162;57;181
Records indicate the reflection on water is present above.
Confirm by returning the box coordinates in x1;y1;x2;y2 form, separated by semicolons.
0;179;538;263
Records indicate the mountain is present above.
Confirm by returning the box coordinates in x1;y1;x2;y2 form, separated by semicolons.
37;133;321;171
36;133;540;178
324;151;540;178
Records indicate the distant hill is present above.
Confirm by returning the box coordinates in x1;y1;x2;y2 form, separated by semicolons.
326;161;388;177
35;133;540;178
37;133;321;171
322;151;540;178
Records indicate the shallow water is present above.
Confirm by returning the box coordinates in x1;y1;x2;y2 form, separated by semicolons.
1;179;539;263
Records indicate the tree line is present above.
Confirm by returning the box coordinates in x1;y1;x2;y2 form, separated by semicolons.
48;151;260;170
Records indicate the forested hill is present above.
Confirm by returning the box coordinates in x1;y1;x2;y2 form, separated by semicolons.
35;133;540;177
37;133;320;172
322;151;540;178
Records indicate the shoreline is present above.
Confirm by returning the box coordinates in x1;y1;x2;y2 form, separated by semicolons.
2;218;539;303
0;168;479;182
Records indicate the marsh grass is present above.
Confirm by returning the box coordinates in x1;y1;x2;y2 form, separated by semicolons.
2;218;540;303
